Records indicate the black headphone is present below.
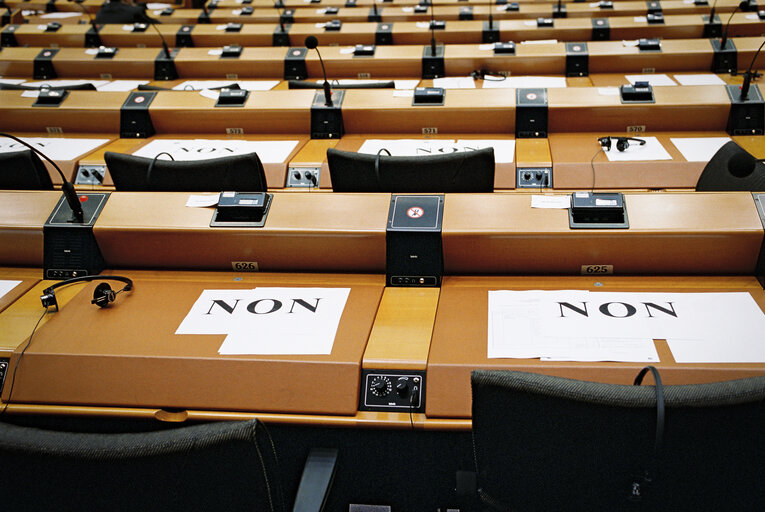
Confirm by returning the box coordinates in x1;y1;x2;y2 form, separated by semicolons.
40;275;134;311
598;136;647;152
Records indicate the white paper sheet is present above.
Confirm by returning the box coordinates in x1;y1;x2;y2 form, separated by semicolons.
625;74;677;86
481;76;567;89
670;137;731;162
432;77;476;89
0;280;22;301
96;80;150;92
673;73;726;86
23;79;110;88
131;139;299;163
0;137;110;161
41;12;82;19
531;195;571;209
185;194;220;208
315;79;419;90
175;288;350;355
357;139;515;163
602;136;672;161
0;79;26;85
488;290;765;363
172;80;279;91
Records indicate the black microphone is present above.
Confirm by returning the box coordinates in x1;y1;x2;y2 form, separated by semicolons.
305;35;333;106
740;38;765;100
145;17;172;59
487;0;493;30
0;132;84;223
67;0;101;46
273;0;285;32
708;0;718;23
429;0;437;56
720;1;747;50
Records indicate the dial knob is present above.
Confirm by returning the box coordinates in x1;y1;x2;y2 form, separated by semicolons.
396;377;409;397
370;376;392;397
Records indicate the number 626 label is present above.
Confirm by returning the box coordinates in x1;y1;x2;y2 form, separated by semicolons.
232;261;259;271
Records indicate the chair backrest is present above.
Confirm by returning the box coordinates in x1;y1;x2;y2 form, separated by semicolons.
695;140;765;191
0;149;54;190
327;147;495;193
105;151;268;192
0;418;285;511
471;370;765;511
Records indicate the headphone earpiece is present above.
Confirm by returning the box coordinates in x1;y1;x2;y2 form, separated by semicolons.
40;289;59;311
39;275;133;311
91;282;116;308
598;136;647;152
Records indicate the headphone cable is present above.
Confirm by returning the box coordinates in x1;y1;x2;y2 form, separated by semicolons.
0;306;48;416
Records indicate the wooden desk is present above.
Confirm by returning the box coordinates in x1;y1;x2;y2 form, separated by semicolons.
549;131;728;189
0;191;61;267
0;271;385;416
441;191;764;274
0;268;40;316
426;274;765;418
5;39;764;80
6;15;764;47
92;191;389;271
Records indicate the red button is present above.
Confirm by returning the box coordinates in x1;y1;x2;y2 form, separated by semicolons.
79;195;89;202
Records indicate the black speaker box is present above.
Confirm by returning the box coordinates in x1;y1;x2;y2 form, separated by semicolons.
386;195;443;287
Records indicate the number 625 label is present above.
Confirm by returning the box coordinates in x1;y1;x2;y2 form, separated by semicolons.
580;264;613;275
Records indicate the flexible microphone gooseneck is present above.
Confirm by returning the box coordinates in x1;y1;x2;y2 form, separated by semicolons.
146;17;173;59
708;0;718;23
305;35;333;106
429;0;437;56
740;38;765;100
487;0;494;30
273;0;285;32
720;0;747;50
0;132;84;223
67;0;101;45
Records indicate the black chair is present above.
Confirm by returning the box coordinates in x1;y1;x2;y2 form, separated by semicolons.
327;147;495;193
0;149;54;190
104;151;268;192
695;140;765;191
470;369;765;511
0;418;286;511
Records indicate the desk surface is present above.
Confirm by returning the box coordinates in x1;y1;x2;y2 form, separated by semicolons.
426;274;765;418
2;271;385;416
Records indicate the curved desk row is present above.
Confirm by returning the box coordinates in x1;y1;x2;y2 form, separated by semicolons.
3;38;765;79
3;14;765;47
0;190;764;427
0;85;758;136
15;0;747;25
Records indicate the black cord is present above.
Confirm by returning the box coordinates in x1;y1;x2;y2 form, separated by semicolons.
590;144;604;192
146;151;174;186
374;148;391;187
0;307;48;417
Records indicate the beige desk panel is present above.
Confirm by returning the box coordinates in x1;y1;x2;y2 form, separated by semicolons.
549;131;728;190
0;191;61;267
342;89;516;133
442;192;764;275
0;91;123;134
0;268;40;316
2;272;384;415
49;47;159;78
93;192;389;272
426;275;765;418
